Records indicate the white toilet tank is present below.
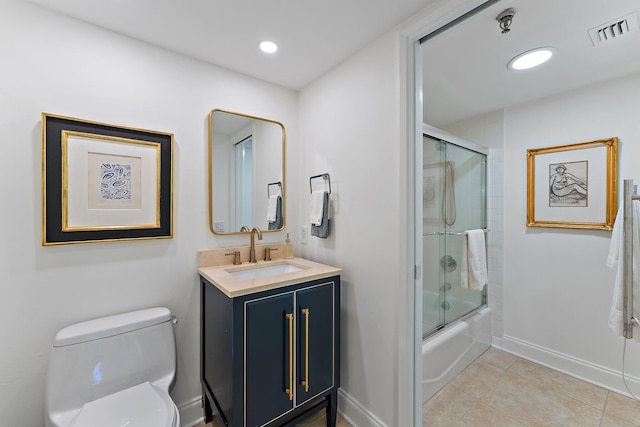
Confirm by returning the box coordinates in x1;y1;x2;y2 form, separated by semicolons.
45;307;177;427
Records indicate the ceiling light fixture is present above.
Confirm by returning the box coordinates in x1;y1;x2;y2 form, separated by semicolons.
508;47;557;70
259;41;278;54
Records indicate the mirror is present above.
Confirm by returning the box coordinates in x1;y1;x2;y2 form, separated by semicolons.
209;109;286;235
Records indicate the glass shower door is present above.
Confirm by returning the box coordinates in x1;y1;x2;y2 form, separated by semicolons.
423;134;487;337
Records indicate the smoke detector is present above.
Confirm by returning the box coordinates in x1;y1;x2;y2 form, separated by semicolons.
588;12;640;46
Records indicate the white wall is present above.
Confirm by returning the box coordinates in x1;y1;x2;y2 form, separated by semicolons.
500;72;640;391
298;31;408;426
0;1;298;426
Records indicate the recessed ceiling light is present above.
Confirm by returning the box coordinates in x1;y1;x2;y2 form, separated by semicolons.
259;41;278;54
508;47;557;70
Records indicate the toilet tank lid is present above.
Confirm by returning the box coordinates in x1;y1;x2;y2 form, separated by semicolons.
53;307;172;347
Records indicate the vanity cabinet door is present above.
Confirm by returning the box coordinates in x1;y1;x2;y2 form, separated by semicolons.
296;283;335;406
245;292;295;426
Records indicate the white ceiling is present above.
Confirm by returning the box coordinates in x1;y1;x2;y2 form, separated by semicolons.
26;0;640;126
422;0;640;126
26;0;432;90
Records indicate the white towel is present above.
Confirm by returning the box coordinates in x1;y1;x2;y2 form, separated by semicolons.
267;194;279;223
607;202;640;341
461;229;488;291
310;191;325;226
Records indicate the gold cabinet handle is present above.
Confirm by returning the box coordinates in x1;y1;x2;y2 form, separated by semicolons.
284;313;294;400
300;308;310;392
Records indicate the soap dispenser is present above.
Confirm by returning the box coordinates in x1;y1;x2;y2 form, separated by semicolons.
284;233;294;258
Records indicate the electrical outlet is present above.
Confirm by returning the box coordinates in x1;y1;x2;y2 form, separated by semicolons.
300;226;308;245
213;221;225;233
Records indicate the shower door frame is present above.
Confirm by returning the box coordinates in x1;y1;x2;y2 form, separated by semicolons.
424;125;489;158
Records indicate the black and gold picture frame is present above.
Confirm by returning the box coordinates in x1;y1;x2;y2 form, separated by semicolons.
527;137;618;230
42;113;173;245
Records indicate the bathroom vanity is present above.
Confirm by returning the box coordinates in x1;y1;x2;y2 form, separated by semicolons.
198;249;341;427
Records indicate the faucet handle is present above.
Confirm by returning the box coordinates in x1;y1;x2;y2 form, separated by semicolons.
264;247;279;261
225;250;241;265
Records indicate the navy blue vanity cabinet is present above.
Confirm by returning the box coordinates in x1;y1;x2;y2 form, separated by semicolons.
295;284;335;404
201;275;340;427
245;292;295;425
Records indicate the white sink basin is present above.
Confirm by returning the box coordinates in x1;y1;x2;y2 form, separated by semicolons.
227;263;303;281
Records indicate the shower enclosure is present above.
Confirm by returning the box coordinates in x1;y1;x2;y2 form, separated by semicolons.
422;129;488;337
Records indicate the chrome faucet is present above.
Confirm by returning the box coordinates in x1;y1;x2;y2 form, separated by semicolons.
249;227;263;263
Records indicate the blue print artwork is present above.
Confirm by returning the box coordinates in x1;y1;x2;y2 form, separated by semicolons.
101;163;132;200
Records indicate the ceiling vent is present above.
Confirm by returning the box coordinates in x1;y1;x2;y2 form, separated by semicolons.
588;11;639;46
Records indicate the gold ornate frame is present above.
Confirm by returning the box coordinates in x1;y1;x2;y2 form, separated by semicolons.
527;137;618;230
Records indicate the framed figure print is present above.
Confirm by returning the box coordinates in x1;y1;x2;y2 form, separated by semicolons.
526;137;618;230
42;113;173;245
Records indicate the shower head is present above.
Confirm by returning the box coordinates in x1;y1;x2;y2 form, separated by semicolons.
435;141;447;151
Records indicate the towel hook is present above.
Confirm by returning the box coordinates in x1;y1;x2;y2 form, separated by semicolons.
309;173;331;194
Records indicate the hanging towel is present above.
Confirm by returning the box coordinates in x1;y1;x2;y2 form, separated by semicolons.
607;202;640;341
267;195;282;230
267;194;279;223
461;229;488;291
310;191;325;226
311;191;330;239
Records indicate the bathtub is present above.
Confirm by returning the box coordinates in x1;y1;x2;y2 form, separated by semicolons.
422;306;491;403
423;286;484;334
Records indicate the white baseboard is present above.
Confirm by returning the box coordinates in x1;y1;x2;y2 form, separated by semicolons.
178;396;204;427
493;335;640;398
337;389;387;427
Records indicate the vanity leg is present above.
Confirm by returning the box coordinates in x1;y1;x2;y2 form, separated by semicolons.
203;394;213;424
326;390;338;427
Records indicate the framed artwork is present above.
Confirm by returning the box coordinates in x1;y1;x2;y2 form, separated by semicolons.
42;113;173;245
526;137;618;230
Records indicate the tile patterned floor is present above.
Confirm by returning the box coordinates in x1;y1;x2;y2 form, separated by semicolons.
197;348;640;426
423;348;640;426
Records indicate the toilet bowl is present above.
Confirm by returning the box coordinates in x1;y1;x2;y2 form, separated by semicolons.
70;382;178;427
45;307;180;427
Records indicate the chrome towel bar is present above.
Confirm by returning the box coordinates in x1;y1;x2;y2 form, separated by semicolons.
623;179;640;339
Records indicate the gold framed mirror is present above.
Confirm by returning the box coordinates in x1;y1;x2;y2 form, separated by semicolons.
208;109;286;234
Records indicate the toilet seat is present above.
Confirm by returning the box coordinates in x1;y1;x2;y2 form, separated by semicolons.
70;382;178;427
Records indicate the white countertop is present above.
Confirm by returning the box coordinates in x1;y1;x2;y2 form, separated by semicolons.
198;256;341;298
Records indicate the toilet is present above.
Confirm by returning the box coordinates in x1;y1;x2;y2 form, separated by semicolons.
45;307;180;427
